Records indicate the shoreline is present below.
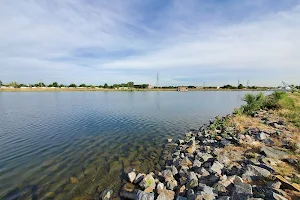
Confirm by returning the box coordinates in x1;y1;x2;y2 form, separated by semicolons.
0;88;271;92
100;92;300;200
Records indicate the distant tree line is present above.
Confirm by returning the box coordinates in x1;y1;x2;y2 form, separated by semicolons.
1;80;299;90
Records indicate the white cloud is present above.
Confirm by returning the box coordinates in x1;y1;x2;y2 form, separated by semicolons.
0;0;299;85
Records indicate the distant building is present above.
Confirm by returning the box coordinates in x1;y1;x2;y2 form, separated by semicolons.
119;87;129;89
147;85;153;89
177;86;188;92
216;86;220;89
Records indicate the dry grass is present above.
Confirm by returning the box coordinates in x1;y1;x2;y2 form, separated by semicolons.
231;114;273;133
272;162;298;177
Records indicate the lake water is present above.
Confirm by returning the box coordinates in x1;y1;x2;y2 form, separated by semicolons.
0;91;271;199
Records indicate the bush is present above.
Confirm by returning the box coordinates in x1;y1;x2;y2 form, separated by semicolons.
241;93;265;115
264;91;285;109
241;91;286;115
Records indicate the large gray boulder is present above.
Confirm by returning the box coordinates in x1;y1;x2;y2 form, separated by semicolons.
242;165;271;181
231;181;252;200
260;147;288;159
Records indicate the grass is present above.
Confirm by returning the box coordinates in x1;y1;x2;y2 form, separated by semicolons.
237;91;300;129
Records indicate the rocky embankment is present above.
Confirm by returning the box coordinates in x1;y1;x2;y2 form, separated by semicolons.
101;110;300;200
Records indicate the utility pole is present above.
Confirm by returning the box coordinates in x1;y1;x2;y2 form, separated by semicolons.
156;72;160;88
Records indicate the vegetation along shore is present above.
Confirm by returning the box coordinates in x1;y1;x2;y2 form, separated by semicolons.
95;91;300;200
1;80;296;92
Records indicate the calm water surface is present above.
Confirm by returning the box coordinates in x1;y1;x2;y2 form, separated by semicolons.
0;91;270;199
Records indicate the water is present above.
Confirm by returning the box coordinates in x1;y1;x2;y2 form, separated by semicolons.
0;91;270;199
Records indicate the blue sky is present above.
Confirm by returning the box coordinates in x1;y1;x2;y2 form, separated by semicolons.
0;0;300;86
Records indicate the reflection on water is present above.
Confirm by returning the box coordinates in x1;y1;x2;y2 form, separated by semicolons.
0;91;271;199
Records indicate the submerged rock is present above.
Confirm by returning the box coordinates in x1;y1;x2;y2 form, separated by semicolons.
122;182;135;192
101;189;113;200
70;177;79;184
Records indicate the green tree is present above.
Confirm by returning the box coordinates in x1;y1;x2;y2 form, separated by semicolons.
79;84;86;87
59;84;65;87
0;80;2;87
52;82;58;87
38;82;45;87
9;81;19;88
238;84;244;89
104;83;108;88
69;83;77;87
127;82;134;88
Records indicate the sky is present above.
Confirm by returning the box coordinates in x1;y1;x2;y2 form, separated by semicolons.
0;0;300;86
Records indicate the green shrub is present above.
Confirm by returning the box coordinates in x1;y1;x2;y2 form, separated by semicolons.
241;93;265;115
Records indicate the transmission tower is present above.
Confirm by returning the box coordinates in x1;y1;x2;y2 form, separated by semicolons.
156;72;160;88
247;80;249;88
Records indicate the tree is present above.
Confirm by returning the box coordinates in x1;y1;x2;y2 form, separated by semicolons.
69;83;77;87
79;84;86;87
0;80;2;87
52;82;58;87
9;81;19;88
127;82;134;88
104;83;108;88
238;84;244;89
38;82;45;87
59;84;65;87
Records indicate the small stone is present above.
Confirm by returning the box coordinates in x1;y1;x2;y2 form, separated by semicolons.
128;171;136;183
122;182;135;192
187;179;198;189
101;189;113;200
168;139;173;143
134;173;145;184
178;139;184;144
157;189;175;200
136;190;154;200
200;154;213;162
166;165;178;175
181;157;193;168
178;185;186;196
271;182;281;189
157;182;164;194
193;159;202;168
139;174;156;192
211;161;224;175
199;185;217;200
215;136;222;141
120;191;137;199
231;182;252;200
70;177;78;184
257;132;267;140
176;196;188;200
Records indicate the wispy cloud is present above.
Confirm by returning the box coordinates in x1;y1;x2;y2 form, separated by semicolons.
0;0;299;86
